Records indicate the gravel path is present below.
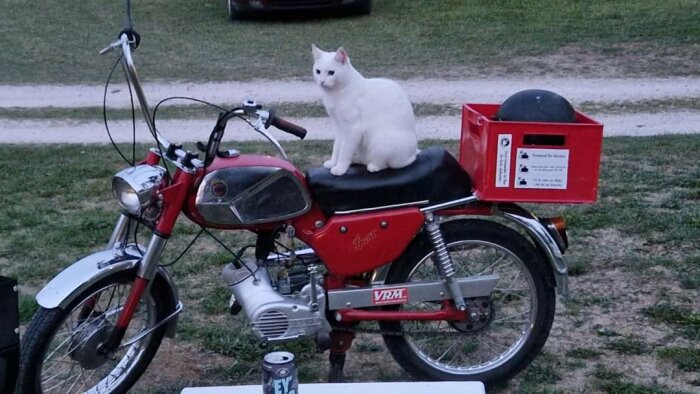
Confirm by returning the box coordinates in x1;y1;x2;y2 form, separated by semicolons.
2;111;700;144
2;77;699;108
1;77;699;143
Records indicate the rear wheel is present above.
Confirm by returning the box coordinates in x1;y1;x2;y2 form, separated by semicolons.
17;271;169;393
380;219;556;386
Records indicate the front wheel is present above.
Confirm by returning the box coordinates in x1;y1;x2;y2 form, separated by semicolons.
18;271;169;394
380;219;556;386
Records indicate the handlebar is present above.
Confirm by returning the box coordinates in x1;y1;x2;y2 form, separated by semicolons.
265;108;307;140
100;27;307;169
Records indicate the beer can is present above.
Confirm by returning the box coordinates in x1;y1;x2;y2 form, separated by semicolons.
262;351;298;394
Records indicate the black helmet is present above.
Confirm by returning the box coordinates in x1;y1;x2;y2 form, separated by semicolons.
496;89;576;123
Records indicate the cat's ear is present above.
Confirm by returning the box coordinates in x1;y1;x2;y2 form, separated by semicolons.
312;44;322;60
334;47;348;64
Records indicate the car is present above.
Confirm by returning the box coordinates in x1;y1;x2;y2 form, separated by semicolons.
226;0;372;20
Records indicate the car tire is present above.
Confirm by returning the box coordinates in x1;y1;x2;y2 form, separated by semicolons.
351;0;372;15
227;0;250;20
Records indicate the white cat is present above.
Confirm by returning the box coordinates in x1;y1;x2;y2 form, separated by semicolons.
312;45;418;176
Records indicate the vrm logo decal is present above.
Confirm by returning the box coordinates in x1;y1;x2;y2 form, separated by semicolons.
372;287;409;305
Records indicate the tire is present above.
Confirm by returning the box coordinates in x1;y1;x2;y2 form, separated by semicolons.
227;0;249;20
380;219;556;387
350;0;371;15
17;271;170;393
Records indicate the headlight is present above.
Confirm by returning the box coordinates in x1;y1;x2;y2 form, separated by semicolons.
112;165;166;215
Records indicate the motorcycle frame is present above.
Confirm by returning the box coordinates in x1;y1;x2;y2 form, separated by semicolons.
37;33;569;349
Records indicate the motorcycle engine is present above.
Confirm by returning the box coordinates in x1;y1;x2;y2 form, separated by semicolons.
222;259;331;345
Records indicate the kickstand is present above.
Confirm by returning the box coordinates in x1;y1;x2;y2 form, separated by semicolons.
328;352;346;383
327;329;355;383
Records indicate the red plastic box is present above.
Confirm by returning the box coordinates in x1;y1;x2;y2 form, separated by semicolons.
459;104;603;203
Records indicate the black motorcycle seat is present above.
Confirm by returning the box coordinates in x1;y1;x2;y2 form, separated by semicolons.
306;147;473;216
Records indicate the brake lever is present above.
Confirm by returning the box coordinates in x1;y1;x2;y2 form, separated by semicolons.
250;117;288;160
99;37;126;55
99;32;139;55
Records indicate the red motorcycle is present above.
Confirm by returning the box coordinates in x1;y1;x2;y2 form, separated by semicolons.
18;2;576;392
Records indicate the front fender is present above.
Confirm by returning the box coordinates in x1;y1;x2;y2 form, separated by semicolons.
36;244;180;338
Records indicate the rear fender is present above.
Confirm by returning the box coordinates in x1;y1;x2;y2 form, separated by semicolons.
36;244;180;338
495;204;568;297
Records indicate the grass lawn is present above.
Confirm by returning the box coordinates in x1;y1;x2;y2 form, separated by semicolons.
1;135;698;392
1;0;698;84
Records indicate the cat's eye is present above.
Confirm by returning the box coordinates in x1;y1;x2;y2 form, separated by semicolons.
315;69;321;75
328;71;335;76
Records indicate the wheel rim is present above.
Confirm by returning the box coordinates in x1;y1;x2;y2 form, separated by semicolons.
39;281;156;393
400;239;537;376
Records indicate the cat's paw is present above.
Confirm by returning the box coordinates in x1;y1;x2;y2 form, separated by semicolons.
330;165;348;176
323;160;336;169
366;163;386;173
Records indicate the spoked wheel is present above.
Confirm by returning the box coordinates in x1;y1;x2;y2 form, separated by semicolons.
18;271;169;394
380;219;556;386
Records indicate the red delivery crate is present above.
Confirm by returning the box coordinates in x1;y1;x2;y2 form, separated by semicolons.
460;103;603;203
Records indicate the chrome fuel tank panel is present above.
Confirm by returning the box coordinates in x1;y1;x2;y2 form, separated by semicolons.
195;166;311;225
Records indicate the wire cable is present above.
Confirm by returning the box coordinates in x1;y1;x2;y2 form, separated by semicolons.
103;55;133;166
159;227;206;268
118;59;138;165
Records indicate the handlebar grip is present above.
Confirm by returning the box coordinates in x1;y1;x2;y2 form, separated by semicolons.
271;116;307;139
265;109;307;139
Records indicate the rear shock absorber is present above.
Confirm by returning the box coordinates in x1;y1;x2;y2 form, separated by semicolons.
425;213;467;311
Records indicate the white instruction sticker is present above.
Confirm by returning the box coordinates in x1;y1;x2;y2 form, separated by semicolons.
514;148;569;189
495;134;512;188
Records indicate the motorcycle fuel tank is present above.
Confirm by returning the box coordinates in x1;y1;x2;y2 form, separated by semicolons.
193;155;311;227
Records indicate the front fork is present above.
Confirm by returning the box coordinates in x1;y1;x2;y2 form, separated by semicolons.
102;168;193;352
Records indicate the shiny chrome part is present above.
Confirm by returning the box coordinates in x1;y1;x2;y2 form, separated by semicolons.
395;238;539;376
107;213;132;249
222;149;240;158
496;205;569;297
424;213;466;311
196;167;311;225
327;275;499;310
250;114;287;159
136;234;168;280
120;301;183;348
118;34;166;149
37;246;142;309
112;165;166;215
370;264;391;285
420;196;480;213
541;216;569;253
35;246;180;338
223;259;331;343
266;247;316;263
107;34;203;170
334;200;430;215
40;277;159;393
